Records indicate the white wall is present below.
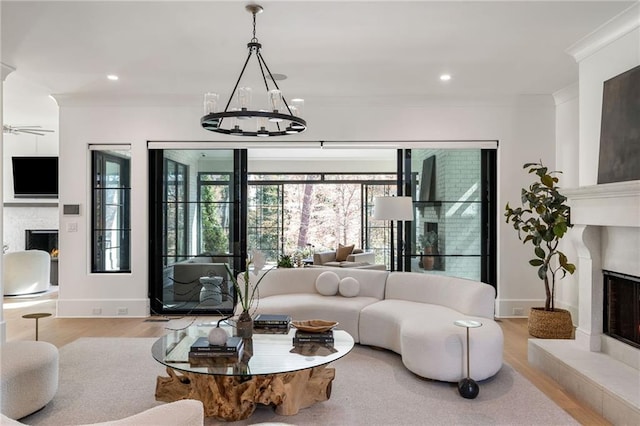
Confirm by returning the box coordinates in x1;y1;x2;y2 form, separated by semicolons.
51;94;557;317
576;28;640;187
553;84;580;320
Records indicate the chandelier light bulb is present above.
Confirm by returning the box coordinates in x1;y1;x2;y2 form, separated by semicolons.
238;87;252;112
268;89;283;122
290;99;305;130
257;111;269;136
230;107;242;134
203;92;219;115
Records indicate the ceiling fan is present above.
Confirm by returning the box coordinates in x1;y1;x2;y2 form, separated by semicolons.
3;124;55;136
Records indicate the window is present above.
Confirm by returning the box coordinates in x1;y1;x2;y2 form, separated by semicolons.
91;149;131;273
198;172;231;255
408;148;496;285
164;158;188;266
247;173;396;266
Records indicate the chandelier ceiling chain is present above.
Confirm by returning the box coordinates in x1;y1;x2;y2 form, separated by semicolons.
200;3;307;137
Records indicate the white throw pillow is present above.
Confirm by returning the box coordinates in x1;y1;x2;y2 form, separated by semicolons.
339;276;360;297
315;271;340;296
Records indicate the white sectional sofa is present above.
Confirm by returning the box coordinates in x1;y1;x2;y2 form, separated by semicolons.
245;267;504;382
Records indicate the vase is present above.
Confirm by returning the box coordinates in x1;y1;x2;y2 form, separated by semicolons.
527;307;574;339
422;247;435;271
235;310;253;338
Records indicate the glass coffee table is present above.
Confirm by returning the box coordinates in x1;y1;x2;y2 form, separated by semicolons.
151;322;354;421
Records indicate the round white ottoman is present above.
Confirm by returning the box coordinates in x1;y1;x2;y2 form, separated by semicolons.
1;341;59;419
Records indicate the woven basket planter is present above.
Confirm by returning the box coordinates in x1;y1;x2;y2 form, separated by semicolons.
528;307;574;339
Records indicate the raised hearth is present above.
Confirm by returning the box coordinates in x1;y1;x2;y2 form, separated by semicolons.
529;180;640;424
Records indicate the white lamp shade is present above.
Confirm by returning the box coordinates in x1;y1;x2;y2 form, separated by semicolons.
373;196;414;221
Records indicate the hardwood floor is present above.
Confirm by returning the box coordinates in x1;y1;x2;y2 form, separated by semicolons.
3;291;610;425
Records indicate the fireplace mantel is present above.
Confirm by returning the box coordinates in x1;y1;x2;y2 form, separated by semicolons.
564;180;640;228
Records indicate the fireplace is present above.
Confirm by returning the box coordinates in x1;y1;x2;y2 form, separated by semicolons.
25;229;59;285
25;229;58;254
604;270;640;349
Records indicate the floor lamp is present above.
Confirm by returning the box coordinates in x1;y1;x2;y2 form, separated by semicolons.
373;196;414;271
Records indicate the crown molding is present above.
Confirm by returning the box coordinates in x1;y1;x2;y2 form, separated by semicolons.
552;82;578;106
1;63;16;82
566;2;640;63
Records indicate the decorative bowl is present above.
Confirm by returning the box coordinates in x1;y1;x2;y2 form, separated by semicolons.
291;319;339;333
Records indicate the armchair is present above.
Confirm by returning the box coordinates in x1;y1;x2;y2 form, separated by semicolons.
3;250;51;296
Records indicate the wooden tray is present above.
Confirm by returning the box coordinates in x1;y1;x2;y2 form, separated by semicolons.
291;320;338;333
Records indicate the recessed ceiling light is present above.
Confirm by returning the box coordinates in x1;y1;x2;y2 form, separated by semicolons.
440;74;451;81
268;73;287;81
107;74;119;81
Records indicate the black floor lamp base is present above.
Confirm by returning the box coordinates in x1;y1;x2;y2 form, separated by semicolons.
457;377;480;399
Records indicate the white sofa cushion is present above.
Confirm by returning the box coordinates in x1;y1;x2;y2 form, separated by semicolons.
385;272;496;319
251;293;381;342
249;268;388;300
339;277;360;297
315;271;340;295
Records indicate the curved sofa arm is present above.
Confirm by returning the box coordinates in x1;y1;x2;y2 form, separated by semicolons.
347;251;375;264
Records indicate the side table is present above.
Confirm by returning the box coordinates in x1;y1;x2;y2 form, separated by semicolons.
454;319;482;399
22;313;52;341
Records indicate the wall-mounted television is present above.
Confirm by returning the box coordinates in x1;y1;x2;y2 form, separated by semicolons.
12;156;59;199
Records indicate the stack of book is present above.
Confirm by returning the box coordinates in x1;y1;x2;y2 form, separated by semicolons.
253;314;292;333
293;330;334;345
188;336;244;365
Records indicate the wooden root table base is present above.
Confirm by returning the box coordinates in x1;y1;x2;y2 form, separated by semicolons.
155;365;335;421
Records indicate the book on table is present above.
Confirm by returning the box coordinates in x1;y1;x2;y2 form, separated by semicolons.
190;336;244;354
253;313;292;327
292;330;334;344
189;346;244;365
253;325;290;334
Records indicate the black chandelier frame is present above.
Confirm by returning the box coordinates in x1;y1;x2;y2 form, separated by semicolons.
200;5;307;137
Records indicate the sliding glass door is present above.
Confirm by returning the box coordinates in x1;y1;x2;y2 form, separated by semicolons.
149;149;246;316
147;145;496;316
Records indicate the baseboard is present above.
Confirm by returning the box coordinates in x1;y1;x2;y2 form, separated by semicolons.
56;298;150;317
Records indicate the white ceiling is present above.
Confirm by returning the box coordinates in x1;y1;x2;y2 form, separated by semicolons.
2;0;635;104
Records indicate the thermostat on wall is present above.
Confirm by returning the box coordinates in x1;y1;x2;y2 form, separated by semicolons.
63;204;80;215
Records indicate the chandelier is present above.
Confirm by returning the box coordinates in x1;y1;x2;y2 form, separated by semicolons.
200;4;307;137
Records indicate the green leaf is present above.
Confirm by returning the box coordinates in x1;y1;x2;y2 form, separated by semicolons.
535;247;545;258
537;265;547;280
553;222;567;237
540;174;553;187
529;259;544;267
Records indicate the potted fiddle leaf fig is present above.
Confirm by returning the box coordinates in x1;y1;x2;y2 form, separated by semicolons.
504;161;576;339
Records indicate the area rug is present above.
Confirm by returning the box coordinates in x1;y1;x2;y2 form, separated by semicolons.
21;337;578;425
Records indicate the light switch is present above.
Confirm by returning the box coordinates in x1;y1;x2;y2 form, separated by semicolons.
67;222;78;232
